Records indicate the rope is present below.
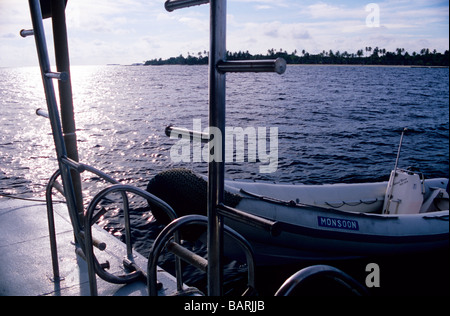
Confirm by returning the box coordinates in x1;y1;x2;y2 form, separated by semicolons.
0;192;66;204
324;198;380;208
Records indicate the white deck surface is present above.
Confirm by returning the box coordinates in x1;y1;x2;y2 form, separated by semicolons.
0;197;183;296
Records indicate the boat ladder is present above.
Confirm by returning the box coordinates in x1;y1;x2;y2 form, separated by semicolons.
21;0;179;296
157;0;286;296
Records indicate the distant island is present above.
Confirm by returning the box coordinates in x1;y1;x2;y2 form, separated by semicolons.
144;47;449;67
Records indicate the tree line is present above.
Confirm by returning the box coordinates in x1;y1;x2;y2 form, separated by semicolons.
144;47;449;67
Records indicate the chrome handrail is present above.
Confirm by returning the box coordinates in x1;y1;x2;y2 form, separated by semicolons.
44;162;180;295
147;215;256;296
165;0;209;12
83;184;178;294
274;265;369;296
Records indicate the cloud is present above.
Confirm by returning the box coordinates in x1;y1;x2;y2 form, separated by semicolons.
293;29;311;40
230;0;290;8
255;5;272;10
303;3;365;20
1;33;16;39
179;16;209;31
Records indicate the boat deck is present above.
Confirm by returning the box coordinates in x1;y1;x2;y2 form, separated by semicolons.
0;197;182;296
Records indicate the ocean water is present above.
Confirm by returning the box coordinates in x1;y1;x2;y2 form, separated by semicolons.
1;65;448;295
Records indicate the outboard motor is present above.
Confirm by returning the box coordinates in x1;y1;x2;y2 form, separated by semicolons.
383;168;424;214
382;128;424;214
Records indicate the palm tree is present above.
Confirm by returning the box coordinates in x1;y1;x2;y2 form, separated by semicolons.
357;49;364;58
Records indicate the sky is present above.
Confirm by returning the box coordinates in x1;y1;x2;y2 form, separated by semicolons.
0;0;449;67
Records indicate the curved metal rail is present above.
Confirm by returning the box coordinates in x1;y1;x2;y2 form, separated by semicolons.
274;264;369;296
147;215;256;296
83;183;178;293
45;161;123;279
45;160;179;295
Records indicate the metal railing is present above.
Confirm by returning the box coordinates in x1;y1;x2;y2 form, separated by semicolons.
274;265;369;296
147;215;257;296
165;0;210;11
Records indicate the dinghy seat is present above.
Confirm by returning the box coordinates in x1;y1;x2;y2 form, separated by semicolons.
420;187;449;213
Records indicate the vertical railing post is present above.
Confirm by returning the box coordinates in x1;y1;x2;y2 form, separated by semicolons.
207;0;227;296
50;0;84;218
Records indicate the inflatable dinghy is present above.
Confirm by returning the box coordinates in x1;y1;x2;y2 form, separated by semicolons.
146;168;449;265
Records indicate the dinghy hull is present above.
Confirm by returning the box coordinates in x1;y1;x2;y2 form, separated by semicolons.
226;197;449;264
223;178;449;264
